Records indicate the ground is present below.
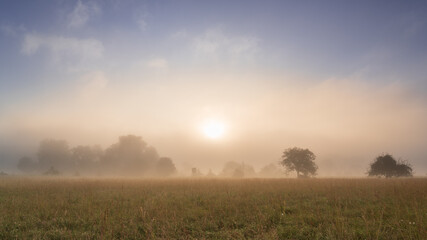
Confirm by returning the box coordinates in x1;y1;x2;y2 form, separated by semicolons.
0;177;426;239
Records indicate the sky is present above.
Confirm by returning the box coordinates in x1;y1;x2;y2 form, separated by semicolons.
1;0;427;176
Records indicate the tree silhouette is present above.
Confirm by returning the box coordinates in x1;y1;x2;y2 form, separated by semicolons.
280;147;318;178
101;135;160;175
156;157;176;177
71;145;103;174
17;156;35;173
367;154;413;178
37;139;71;171
14;134;174;177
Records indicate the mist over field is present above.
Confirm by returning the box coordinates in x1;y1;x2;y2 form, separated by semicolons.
1;77;426;177
1;0;427;177
2;1;427;239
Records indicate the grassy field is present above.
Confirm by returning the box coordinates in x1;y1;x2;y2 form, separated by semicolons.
0;177;426;239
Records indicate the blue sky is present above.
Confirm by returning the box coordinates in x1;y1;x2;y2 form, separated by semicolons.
1;0;427;175
2;0;427;87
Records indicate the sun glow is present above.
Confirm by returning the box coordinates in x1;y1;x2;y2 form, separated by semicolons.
202;120;226;139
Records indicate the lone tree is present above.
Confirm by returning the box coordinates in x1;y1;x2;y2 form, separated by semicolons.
156;157;177;177
280;147;318;178
367;154;413;178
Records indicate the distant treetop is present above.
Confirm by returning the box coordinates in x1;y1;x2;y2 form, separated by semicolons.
280;147;318;178
367;154;413;178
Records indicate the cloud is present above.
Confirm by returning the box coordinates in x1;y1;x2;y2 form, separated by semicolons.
194;28;259;60
21;33;104;64
68;0;100;28
147;58;168;69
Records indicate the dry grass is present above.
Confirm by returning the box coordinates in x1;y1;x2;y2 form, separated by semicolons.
0;177;426;239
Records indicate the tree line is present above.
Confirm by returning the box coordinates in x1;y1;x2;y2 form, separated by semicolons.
16;138;414;178
17;135;176;177
192;161;284;178
185;147;413;178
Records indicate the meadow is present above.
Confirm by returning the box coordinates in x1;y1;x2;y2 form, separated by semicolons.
0;177;426;239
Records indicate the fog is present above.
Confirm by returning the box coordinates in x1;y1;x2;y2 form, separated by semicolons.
1;71;426;177
2;1;427;177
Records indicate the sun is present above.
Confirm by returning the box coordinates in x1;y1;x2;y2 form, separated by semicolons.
202;120;226;139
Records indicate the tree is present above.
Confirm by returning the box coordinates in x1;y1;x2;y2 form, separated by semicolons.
101;135;159;175
280;147;318;178
17;156;35;173
37;139;71;172
156;157;176;177
71;145;103;174
367;154;413;178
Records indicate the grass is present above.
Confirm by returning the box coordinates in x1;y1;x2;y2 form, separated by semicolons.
0;177;426;239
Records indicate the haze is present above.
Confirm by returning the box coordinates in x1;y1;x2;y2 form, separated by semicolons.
1;0;427;176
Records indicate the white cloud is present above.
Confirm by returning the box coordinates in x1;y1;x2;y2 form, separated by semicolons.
21;33;104;63
68;0;100;28
147;58;168;69
194;28;259;60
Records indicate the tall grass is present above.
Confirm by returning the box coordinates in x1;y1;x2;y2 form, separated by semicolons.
0;177;425;239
